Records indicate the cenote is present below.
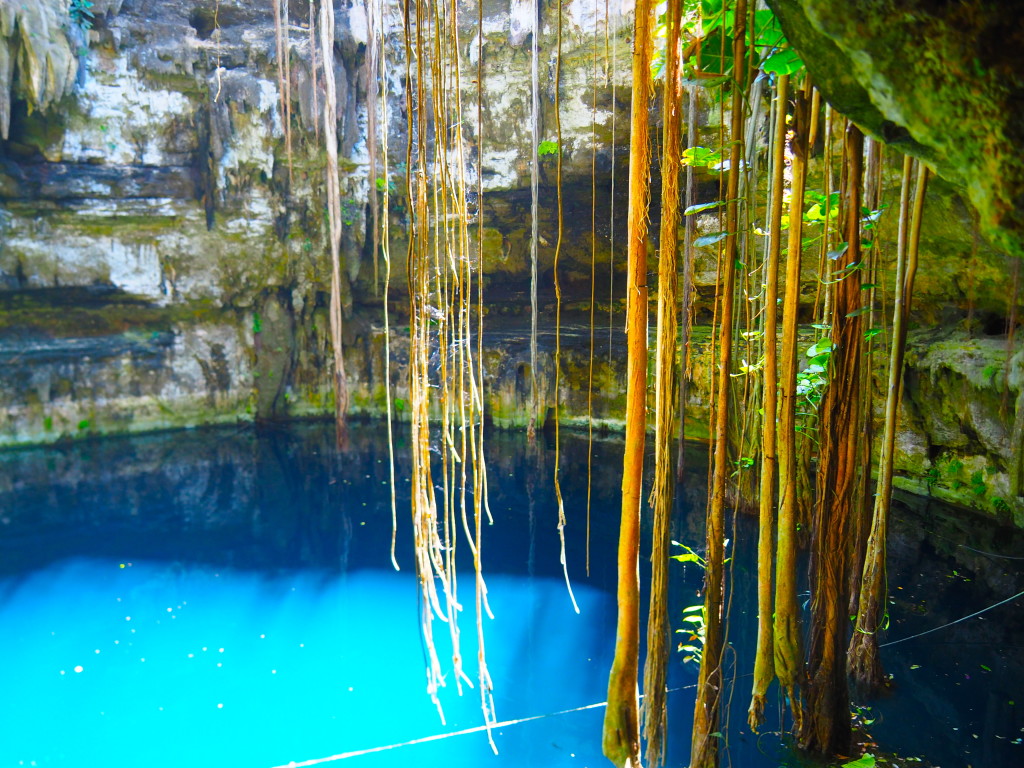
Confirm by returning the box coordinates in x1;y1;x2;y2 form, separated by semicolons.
0;421;1020;767
2;0;1024;767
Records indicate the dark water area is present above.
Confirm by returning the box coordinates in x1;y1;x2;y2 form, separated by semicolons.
0;420;1020;767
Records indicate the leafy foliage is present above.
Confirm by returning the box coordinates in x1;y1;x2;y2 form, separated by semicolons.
762;48;804;75
797;338;834;406
841;754;876;768
537;140;559;157
70;0;95;31
671;540;716;666
674;0;803;86
694;231;729;247
676;604;707;664
682;146;723;169
684;200;726;215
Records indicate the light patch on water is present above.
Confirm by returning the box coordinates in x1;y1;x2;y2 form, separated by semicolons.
0;558;614;767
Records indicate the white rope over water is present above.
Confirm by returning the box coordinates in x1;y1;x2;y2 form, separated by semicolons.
268;701;608;767
269;686;699;767
880;586;1024;647
266;581;1024;766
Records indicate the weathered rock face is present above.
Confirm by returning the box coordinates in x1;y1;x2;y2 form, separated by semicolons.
895;329;1024;527
0;0;636;437
0;0;81;142
767;0;1024;258
0;0;1021;527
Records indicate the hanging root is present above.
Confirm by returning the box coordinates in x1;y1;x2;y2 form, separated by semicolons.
747;693;766;732
847;630;885;696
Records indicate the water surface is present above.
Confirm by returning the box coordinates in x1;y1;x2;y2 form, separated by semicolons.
0;420;1020;767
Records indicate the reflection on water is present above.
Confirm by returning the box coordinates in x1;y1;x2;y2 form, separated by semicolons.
0;420;1020;767
0;422;648;768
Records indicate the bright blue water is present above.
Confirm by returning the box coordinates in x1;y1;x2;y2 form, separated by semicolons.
2;561;615;767
0;423;671;768
0;421;1020;768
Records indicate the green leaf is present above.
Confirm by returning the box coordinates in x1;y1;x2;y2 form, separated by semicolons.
762;49;804;76
694;75;731;90
671;553;703;564
860;283;878;290
864;327;883;341
682;146;723;168
828;243;849;261
806;338;834;358
538;140;559;156
750;8;786;49
842;754;876;768
684;200;725;215
683;604;704;614
845;305;873;318
694;231;729;247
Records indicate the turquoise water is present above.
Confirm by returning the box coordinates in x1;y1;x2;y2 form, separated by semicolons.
1;559;616;766
0;423;674;767
0;420;1020;767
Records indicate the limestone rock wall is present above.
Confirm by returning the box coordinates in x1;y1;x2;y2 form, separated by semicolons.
0;0;1021;527
0;0;633;433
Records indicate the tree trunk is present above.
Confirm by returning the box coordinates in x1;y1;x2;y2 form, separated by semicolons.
749;72;788;731
774;77;810;731
800;122;865;757
602;0;654;763
642;1;682;762
691;4;746;767
849;157;928;693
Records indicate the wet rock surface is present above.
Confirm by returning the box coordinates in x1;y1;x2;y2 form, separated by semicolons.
768;0;1024;258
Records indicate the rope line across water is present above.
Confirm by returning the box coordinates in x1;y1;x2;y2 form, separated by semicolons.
268;584;1024;765
269;687;697;767
880;586;1024;647
268;702;607;767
